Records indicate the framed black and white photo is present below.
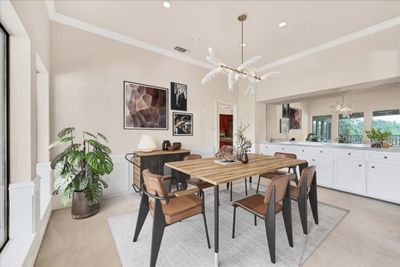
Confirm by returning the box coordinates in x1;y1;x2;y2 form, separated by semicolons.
124;81;168;130
280;118;289;133
170;82;187;111
173;112;193;136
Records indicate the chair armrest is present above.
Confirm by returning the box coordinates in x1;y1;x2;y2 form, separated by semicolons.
173;188;200;197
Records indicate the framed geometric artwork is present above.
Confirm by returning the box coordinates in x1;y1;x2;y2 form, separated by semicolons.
172;112;193;136
124;81;168;130
280;118;289;133
170;82;187;111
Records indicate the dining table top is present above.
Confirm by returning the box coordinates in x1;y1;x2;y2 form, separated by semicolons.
165;154;307;185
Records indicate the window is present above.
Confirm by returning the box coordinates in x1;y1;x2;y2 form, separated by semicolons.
0;24;9;251
312;115;332;141
372;109;400;146
338;112;364;144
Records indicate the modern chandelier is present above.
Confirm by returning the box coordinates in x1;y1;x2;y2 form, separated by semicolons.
201;14;279;95
331;94;354;117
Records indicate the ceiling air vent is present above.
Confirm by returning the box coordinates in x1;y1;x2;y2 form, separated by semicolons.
174;46;189;53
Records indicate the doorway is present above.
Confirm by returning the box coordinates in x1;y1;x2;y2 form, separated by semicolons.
215;101;237;152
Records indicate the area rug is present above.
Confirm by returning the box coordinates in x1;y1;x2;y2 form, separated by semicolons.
108;183;348;267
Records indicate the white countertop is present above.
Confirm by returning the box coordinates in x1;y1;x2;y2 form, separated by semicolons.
266;141;400;153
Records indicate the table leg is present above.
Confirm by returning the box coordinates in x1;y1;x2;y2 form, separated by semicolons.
214;185;219;267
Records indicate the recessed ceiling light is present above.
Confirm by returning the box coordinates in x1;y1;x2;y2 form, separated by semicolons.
193;37;199;42
162;1;171;9
278;21;287;28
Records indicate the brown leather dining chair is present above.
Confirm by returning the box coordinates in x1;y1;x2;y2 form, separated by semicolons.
231;173;293;264
256;152;298;193
185;154;214;196
133;169;211;267
290;165;318;234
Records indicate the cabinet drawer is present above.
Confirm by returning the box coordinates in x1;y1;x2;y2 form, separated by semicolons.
367;152;400;162
335;150;366;160
309;147;334;156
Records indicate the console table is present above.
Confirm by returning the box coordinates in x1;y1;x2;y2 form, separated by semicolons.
126;149;191;192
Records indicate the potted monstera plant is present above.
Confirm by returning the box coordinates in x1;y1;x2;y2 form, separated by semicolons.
49;127;113;219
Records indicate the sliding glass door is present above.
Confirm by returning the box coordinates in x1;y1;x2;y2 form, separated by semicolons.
0;24;9;251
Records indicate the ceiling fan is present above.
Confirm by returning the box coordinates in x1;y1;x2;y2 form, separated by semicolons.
201;14;279;95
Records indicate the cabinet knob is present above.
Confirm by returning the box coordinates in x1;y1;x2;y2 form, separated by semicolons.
302;150;305;152
358;164;362;167
312;159;315;162
320;151;323;153
384;156;388;159
348;153;351;156
371;166;375;169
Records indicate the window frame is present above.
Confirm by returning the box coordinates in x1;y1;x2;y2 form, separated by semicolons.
0;22;10;252
312;115;332;141
338;112;365;144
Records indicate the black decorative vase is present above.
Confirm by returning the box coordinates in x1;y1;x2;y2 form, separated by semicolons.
240;153;249;164
162;140;171;150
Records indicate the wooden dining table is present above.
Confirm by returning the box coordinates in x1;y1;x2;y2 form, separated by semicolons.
164;153;310;267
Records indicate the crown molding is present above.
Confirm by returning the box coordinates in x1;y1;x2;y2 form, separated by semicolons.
45;1;400;72
44;0;214;70
258;16;400;72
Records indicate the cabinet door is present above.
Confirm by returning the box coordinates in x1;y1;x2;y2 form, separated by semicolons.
334;159;366;195
315;156;334;188
367;162;400;202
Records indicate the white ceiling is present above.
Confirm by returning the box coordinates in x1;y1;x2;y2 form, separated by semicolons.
51;1;400;70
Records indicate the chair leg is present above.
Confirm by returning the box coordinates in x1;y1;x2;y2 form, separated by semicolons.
265;187;276;264
309;173;319;224
249;177;252;183
230;182;233;201
133;193;149;242
226;182;229;190
282;185;293;247
232;205;237;238
254;215;257;226
150;198;166;267
298;176;308;235
245;178;248;196
256;175;261;193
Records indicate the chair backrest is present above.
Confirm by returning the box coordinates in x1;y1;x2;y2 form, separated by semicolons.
298;166;316;190
264;174;290;204
143;169;169;205
184;154;202;161
274;152;297;159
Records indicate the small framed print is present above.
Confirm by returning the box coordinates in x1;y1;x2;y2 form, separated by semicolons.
280;118;289;133
172;112;193;136
170;82;187;111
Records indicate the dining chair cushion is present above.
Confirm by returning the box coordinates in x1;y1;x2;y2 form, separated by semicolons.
259;170;289;179
160;195;202;224
232;194;282;217
290;185;300;200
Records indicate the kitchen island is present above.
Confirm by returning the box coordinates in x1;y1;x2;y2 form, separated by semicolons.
260;141;400;204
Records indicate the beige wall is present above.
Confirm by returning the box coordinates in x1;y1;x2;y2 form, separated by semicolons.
257;26;400;102
50;22;238;155
266;102;309;142
266;86;400;143
308;86;400;143
2;0;50;182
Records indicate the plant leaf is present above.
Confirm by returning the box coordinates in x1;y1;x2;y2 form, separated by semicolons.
68;150;84;166
85;181;103;205
96;132;108;142
98;178;108;189
50;151;66;170
83;131;96;139
49;136;74;150
57;127;75;138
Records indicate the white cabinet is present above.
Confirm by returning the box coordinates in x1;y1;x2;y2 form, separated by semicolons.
367;162;400;203
314;156;334;188
334;159;366;195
